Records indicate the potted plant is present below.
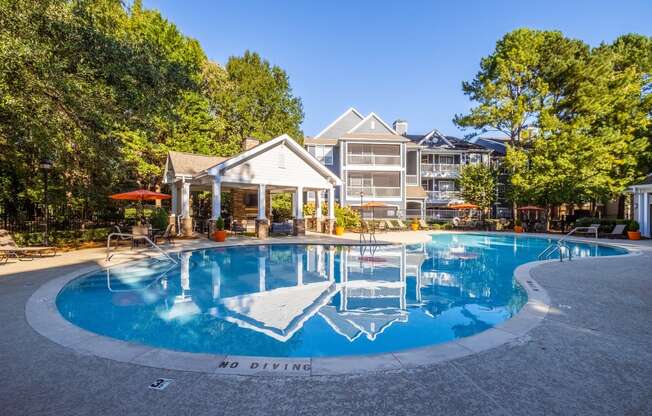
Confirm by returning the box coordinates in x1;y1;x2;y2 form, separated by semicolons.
627;220;641;240
513;218;523;233
410;218;420;231
212;217;227;242
334;217;345;236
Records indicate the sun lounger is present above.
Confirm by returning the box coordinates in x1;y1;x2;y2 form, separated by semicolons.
419;219;431;230
0;229;57;261
395;219;409;230
605;224;627;239
575;223;600;237
384;220;399;231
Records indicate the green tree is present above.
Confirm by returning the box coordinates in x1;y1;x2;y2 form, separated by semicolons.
458;163;496;219
215;51;304;149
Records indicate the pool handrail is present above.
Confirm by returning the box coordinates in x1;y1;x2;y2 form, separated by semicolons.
106;232;178;265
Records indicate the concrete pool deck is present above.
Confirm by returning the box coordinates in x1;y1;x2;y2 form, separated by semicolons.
1;232;651;415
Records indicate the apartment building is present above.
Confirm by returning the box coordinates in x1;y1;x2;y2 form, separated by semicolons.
305;108;498;220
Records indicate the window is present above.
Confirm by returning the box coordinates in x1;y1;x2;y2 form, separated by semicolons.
438;180;455;191
308;145;333;165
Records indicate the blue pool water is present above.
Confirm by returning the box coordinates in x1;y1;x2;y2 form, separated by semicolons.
56;234;626;357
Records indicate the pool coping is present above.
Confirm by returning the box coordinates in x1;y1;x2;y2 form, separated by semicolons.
24;233;640;377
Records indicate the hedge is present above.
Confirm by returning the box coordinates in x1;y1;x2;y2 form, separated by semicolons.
12;227;113;248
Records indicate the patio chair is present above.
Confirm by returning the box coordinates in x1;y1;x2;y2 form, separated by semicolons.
153;224;175;245
384;220;399;231
395;219;410;230
131;225;150;248
605;224;627;239
271;221;293;235
0;229;57;261
231;221;247;235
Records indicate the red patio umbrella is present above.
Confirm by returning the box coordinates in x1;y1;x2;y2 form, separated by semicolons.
109;189;171;201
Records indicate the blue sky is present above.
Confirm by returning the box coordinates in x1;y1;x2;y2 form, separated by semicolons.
143;0;652;138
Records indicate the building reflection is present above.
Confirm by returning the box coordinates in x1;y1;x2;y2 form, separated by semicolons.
105;238;520;343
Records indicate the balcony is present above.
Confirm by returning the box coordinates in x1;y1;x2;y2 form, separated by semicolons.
406;174;418;185
426;190;460;202
347;154;401;166
347;186;401;198
421;163;461;178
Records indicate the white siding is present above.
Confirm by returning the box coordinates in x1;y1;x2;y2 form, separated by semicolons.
220;143;333;189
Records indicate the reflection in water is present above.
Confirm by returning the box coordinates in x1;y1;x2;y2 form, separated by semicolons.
57;235;623;357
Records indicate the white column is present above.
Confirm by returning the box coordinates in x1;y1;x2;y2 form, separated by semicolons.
171;182;178;216
296;252;304;286
643;192;650;237
295;186;304;219
211;177;221;219
328;187;335;219
212;260;221;300
181;181;190;218
315;191;323;219
257;184;267;220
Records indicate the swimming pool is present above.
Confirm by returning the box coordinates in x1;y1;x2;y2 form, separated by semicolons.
56;234;626;357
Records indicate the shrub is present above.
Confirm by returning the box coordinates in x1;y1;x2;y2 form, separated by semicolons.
271;193;293;222
628;220;640;232
214;217;225;231
431;223;442;230
335;205;360;229
12;228;112;248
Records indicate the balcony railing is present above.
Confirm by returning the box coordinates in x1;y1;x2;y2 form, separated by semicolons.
421;163;461;175
406;174;418;185
426;190;460;201
347;186;401;198
426;208;459;219
347;154;401;166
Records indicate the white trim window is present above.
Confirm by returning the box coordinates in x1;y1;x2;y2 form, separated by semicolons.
308;145;334;165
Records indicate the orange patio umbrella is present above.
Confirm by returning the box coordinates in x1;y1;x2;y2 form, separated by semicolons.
109;189;171;201
448;203;478;210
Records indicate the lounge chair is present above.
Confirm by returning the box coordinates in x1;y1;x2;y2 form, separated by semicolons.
419;219;431;230
395;219;410;230
605;224;627;239
384;220;399;231
0;229;57;261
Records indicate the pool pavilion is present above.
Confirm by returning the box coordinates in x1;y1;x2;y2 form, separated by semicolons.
162;134;343;239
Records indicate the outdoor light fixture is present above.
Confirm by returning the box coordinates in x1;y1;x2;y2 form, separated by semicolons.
40;159;53;246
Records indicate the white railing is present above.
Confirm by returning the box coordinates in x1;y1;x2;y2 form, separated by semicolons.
426;190;460;201
421;163;461;174
347;154;401;166
406;174;418;185
426;208;459;219
347;186;401;198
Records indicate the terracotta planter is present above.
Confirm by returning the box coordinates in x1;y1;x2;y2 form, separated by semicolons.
411;223;419;231
514;226;524;233
627;231;641;240
213;230;227;242
334;226;345;236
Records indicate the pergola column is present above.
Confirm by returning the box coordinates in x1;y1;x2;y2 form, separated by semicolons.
315;190;323;233
169;182;179;234
211;176;221;220
256;184;269;239
293;186;305;236
180;180;192;237
325;186;335;234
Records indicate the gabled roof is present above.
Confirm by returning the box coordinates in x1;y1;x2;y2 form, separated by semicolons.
634;173;652;186
406;129;489;152
165;151;228;179
346;112;398;136
204;134;342;186
315;107;364;139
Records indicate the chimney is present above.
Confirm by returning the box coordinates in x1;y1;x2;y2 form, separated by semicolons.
393;120;408;136
243;137;260;150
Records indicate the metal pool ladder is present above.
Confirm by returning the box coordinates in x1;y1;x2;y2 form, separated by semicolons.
537;226;596;262
106;232;178;264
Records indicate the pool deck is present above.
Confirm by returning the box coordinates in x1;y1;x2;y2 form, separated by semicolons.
1;232;651;415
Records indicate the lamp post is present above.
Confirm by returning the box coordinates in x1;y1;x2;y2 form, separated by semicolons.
40;159;53;246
